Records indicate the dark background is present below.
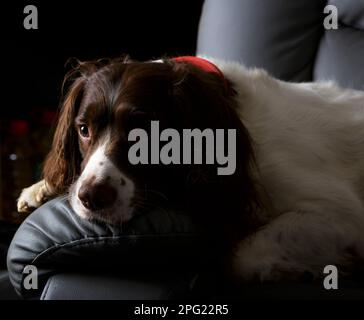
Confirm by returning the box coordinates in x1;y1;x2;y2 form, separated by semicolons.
1;0;204;222
3;0;204;117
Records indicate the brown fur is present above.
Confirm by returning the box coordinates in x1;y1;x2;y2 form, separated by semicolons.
43;57;262;246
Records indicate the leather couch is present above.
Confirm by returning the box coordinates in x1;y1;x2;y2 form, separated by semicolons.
198;0;364;89
4;0;364;299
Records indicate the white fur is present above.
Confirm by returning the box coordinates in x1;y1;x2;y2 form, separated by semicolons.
203;56;364;281
17;180;51;213
70;136;135;224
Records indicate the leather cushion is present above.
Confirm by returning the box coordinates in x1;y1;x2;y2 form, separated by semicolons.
329;0;364;30
314;27;364;90
197;0;326;82
197;0;364;88
7;197;206;298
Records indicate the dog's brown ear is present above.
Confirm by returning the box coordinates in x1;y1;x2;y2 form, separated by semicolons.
43;57;130;195
43;76;85;194
169;62;262;244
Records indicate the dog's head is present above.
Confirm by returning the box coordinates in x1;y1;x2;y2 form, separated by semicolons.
43;57;259;237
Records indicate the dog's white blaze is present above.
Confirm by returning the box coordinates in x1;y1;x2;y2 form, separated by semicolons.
70;140;135;222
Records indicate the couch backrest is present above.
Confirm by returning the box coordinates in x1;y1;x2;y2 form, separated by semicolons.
197;0;364;90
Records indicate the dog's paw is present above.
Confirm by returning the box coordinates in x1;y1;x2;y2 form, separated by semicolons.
35;182;50;203
17;180;50;213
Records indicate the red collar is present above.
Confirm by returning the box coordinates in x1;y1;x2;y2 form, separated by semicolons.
172;56;224;78
171;56;230;92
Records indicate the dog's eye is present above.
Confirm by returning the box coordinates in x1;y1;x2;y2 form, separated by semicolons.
79;125;90;138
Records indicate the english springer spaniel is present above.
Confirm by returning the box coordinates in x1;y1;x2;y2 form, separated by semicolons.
17;56;364;282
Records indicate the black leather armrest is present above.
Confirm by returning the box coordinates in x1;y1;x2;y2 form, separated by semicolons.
7;197;206;299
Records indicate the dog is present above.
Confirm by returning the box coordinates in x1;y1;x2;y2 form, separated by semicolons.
17;56;364;282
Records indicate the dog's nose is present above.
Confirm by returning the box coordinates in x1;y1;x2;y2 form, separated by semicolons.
78;182;117;211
